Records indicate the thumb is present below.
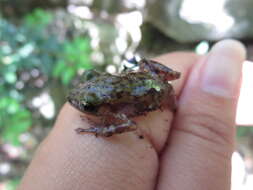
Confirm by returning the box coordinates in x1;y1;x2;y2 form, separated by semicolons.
157;40;246;190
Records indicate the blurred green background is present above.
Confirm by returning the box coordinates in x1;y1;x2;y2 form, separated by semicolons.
1;0;253;189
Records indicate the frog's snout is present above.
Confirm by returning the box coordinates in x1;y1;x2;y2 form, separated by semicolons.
172;71;181;79
67;97;79;108
165;70;181;81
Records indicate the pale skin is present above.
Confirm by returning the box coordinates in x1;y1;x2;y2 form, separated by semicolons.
18;40;246;190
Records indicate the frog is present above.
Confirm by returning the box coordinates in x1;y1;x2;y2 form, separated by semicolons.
67;58;180;137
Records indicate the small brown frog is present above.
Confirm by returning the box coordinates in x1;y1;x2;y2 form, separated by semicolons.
67;58;180;137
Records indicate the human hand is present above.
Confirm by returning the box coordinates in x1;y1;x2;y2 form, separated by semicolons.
18;40;246;190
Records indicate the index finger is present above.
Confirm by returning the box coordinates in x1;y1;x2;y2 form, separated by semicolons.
18;52;200;190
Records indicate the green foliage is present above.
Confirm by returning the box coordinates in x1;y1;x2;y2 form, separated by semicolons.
237;127;253;137
0;9;92;145
0;14;58;75
5;179;20;190
53;37;92;84
24;8;53;28
0;97;32;146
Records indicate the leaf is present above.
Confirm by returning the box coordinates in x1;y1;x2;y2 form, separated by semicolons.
24;8;53;27
61;68;75;85
52;60;66;77
78;59;93;70
11;111;32;131
64;43;76;57
2;107;32;146
3;131;21;146
7;100;20;114
4;72;17;84
237;127;253;137
0;97;9;109
0;98;20;113
6;179;20;190
75;38;90;52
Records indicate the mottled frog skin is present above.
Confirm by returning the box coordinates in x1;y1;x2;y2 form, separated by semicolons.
67;58;180;137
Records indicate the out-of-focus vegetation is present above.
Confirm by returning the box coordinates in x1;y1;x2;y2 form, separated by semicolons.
0;8;94;187
0;9;91;146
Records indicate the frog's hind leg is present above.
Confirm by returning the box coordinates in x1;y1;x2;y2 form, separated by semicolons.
112;114;137;134
75;114;137;137
139;59;180;81
102;116;137;137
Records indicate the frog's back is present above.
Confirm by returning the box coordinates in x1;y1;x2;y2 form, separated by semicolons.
80;72;170;115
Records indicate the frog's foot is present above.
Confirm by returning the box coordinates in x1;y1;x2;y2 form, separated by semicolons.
75;115;137;137
139;59;180;81
75;127;101;137
106;118;137;136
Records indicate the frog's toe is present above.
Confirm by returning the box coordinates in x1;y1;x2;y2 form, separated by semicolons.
75;127;98;134
75;126;114;137
75;118;137;137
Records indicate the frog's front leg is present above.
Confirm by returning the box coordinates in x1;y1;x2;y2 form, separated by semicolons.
75;114;137;137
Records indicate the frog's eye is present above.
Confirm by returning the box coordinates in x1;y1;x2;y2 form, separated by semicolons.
82;70;100;81
82;103;97;113
67;98;79;108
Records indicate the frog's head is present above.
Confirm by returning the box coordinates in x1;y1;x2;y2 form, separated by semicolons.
139;59;181;82
81;70;101;81
67;94;99;115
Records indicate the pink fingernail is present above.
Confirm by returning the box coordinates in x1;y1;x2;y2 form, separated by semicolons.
201;40;246;98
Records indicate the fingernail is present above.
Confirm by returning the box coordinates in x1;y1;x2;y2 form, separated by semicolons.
201;40;246;98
